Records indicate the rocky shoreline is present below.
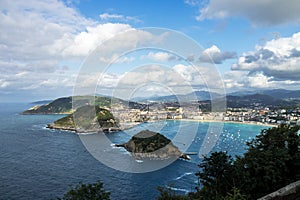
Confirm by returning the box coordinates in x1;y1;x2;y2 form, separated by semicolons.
46;123;123;133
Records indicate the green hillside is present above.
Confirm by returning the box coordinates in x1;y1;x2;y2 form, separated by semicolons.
23;97;73;114
23;96;146;114
47;105;117;132
117;130;189;160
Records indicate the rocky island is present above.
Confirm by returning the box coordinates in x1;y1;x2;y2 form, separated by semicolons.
116;130;190;160
47;105;120;133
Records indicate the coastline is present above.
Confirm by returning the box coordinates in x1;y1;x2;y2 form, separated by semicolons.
178;119;278;127
46;119;277;133
46;121;143;133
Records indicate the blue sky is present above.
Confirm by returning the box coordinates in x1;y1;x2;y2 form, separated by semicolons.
0;0;300;102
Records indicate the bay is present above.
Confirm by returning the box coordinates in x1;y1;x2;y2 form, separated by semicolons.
0;103;270;200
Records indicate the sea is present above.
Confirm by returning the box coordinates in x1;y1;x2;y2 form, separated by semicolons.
0;103;271;200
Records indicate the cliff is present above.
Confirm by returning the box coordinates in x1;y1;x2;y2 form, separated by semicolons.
116;130;190;160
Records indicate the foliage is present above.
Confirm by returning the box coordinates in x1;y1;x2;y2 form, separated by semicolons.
53;105;116;129
23;97;73;114
223;187;247;200
157;125;300;200
237;125;300;199
130;130;172;152
157;187;190;200
195;152;235;199
23;96;146;114
58;181;110;200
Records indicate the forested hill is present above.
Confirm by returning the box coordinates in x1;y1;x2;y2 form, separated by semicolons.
22;96;146;114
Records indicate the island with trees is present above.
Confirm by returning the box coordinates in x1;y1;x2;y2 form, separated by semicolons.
116;130;190;160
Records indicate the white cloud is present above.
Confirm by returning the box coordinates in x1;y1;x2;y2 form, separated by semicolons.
0;80;10;88
232;32;300;81
145;52;178;62
223;70;300;91
199;45;236;64
0;0;145;100
196;0;300;26
224;32;300;91
99;13;141;23
184;0;202;6
62;23;132;57
173;64;199;83
223;71;246;89
0;0;93;60
173;64;224;89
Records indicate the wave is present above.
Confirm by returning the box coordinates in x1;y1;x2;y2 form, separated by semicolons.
167;186;190;194
175;172;193;180
75;132;96;135
110;143;118;148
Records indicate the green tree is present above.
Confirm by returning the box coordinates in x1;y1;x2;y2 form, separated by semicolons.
195;152;235;200
223;187;246;200
157;186;191;200
238;125;300;199
158;125;300;200
58;181;110;200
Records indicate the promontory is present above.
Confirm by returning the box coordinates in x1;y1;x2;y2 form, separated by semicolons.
47;105;119;133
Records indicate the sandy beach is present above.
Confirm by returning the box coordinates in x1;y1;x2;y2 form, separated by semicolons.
178;119;278;127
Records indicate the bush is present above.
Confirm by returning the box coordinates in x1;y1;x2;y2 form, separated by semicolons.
58;181;110;200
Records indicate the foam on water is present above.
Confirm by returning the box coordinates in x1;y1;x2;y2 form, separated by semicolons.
175;172;193;180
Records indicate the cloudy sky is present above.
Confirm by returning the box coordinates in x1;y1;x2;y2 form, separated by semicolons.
1;0;300;102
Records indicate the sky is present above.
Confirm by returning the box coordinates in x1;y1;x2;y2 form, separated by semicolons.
1;0;300;102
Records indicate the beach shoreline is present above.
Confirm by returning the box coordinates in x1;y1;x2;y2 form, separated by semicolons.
177;119;278;127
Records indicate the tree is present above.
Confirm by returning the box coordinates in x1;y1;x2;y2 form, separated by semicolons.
158;125;300;200
195;152;235;200
223;187;246;200
194;125;299;200
58;181;110;200
238;125;300;199
157;186;190;200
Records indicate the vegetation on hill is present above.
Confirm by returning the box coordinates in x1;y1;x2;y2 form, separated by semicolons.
23;97;73;114
157;125;300;199
23;96;147;114
57;181;110;200
117;130;189;160
48;105;117;132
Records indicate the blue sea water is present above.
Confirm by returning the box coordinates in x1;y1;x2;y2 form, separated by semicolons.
0;103;271;200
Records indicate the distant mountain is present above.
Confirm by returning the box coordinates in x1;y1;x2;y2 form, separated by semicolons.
229;89;300;100
134;90;222;102
225;93;294;108
262;89;300;99
22;89;300;115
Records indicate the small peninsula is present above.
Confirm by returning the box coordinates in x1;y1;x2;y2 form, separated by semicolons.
116;130;190;160
47;105;119;133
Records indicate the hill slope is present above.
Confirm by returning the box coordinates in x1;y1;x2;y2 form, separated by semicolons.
47;105;118;132
23;96;146;114
23;97;73;114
